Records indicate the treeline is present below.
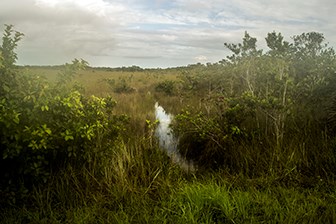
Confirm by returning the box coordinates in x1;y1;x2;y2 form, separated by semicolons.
21;64;145;72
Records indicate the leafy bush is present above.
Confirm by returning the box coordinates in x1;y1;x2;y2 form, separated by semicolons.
155;80;175;95
0;25;128;203
173;95;254;170
114;78;135;93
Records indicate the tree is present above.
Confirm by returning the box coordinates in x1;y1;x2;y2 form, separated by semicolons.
224;32;263;96
265;31;292;58
0;24;24;70
292;32;325;59
224;31;262;63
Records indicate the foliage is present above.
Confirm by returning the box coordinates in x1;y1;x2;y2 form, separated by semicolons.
224;31;263;63
0;26;128;204
0;24;24;70
155;80;175;95
172;31;336;176
113;78;135;93
174;95;254;170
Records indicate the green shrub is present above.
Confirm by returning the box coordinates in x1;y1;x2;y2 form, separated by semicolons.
155;80;175;95
0;26;128;204
114;78;135;93
0;70;128;201
173;95;254;170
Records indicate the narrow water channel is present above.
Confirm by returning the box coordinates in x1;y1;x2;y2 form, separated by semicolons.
154;102;195;172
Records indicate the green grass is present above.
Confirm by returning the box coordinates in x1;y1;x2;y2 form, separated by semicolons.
167;181;336;223
1;176;335;223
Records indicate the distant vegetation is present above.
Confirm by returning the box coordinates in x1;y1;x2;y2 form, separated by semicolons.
1;25;335;223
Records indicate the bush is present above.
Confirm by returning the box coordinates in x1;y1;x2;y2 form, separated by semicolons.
155;80;175;95
0;26;128;204
114;78;135;93
173;95;253;170
1;68;128;202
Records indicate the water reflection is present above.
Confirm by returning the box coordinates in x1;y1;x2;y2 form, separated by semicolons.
154;102;195;172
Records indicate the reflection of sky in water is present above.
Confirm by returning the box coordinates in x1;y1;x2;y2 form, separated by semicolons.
154;102;195;171
154;102;177;155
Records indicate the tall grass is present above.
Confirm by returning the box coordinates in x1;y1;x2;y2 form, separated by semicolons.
163;181;336;224
2;171;335;223
2;66;334;223
0;135;187;223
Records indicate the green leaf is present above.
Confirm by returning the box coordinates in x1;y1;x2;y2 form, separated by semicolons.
41;105;49;111
13;113;20;124
2;84;10;93
45;128;52;135
65;135;74;141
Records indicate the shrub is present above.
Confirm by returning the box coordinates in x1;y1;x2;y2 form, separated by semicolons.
155;80;175;95
172;95;253;170
0;26;128;204
114;78;135;93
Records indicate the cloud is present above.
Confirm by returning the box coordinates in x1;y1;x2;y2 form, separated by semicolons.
194;55;207;62
0;0;127;65
0;0;335;67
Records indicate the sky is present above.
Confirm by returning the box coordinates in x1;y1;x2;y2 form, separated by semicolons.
0;0;335;68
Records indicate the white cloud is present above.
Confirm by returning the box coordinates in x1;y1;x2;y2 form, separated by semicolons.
194;55;207;62
0;0;335;67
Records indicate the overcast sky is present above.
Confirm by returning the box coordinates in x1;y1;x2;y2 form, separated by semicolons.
1;0;335;68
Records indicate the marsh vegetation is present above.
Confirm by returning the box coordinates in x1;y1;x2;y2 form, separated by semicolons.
1;25;336;223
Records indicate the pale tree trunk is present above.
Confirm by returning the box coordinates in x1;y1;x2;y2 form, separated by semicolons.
274;64;289;163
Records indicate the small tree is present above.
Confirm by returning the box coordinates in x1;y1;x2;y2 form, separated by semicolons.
0;24;24;70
